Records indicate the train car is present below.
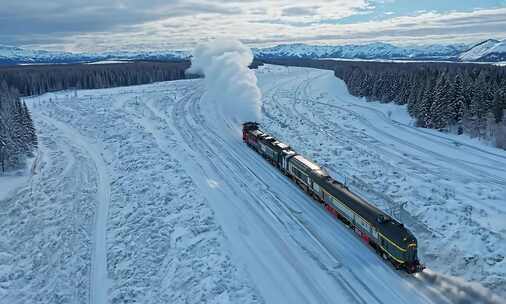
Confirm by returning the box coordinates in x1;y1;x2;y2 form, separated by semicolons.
287;154;328;194
312;173;422;273
242;122;423;273
286;152;420;271
242;122;264;151
243;122;292;168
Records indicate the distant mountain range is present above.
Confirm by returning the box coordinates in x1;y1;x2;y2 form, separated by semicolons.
254;39;506;62
253;42;467;60
0;45;188;65
1;39;505;65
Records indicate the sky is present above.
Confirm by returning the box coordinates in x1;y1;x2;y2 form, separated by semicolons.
1;0;505;52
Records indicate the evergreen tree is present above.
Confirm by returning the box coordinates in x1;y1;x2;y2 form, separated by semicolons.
22;101;38;151
0;85;38;172
418;78;435;128
450;74;466;132
431;73;452;130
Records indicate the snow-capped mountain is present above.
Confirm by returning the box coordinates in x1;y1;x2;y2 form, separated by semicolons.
94;50;190;62
2;39;506;64
459;39;506;61
0;45;189;64
0;45;88;64
253;42;468;60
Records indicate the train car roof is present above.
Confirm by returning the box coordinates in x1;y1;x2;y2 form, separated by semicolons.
316;176;416;245
259;136;292;153
291;155;329;177
292;155;321;171
283;150;297;156
274;142;290;150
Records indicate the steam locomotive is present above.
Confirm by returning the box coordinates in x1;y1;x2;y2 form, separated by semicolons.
242;122;424;273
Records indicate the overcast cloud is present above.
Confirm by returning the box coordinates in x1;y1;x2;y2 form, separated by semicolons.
0;0;505;51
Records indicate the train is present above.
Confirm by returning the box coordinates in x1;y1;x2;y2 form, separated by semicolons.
242;122;424;274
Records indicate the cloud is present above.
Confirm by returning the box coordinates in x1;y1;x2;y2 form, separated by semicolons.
0;0;241;36
331;8;506;44
2;1;506;51
1;1;168;35
244;8;506;46
282;6;320;16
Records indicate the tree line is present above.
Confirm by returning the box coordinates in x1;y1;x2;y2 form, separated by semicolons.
263;59;506;149
0;61;192;172
0;82;37;172
0;61;192;96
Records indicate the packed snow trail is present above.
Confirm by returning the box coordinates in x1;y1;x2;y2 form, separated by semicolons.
33;112;111;304
2;65;503;302
0;108;103;303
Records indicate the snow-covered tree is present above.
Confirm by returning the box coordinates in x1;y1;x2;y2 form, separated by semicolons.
327;59;506;148
0;83;37;172
431;73;453;130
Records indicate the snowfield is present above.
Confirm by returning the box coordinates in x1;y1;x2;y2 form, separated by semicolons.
257;65;506;294
1;65;504;303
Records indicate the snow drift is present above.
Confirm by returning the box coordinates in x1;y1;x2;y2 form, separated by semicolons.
187;39;261;125
415;269;501;304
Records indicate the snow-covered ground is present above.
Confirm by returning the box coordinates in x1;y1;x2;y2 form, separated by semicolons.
1;65;504;303
0;165;32;202
257;65;506;296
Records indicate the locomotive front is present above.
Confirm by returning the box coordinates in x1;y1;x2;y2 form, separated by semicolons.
405;238;424;273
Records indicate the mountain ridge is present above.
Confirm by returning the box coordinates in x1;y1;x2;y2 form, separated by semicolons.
459;39;506;61
1;39;505;64
252;42;467;60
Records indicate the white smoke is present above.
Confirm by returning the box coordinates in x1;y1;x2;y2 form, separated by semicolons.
415;268;502;304
187;39;261;125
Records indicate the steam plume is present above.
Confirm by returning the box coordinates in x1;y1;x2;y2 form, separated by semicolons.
187;39;261;124
415;268;501;304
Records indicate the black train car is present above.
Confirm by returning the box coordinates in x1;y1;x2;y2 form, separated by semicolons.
312;173;421;272
242;122;423;273
243;122;291;168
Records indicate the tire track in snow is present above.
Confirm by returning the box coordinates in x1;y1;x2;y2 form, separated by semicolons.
105;77;448;304
253;69;458;303
185;97;372;304
265;70;505;239
321;100;506;187
260;66;505;298
34;112;111;304
348;103;506;164
274;69;506;187
176;85;446;304
137;89;360;303
186;92;451;304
